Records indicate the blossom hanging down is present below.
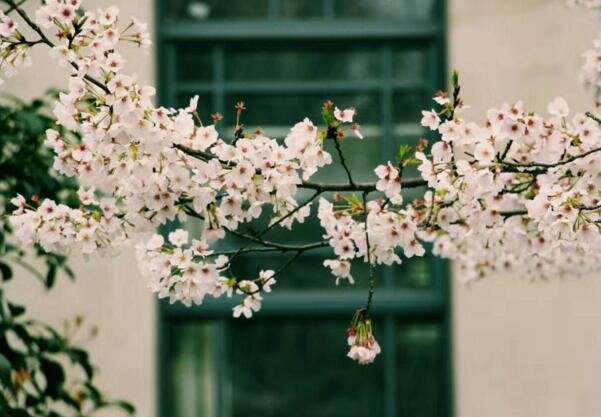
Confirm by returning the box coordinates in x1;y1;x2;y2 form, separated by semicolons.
347;310;381;365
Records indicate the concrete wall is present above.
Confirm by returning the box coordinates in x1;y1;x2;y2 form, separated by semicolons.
3;1;156;416
4;1;601;417
450;1;601;417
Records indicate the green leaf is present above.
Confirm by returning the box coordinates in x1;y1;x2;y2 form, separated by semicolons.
0;262;13;282
397;144;413;163
99;400;136;415
40;358;65;399
62;265;75;281
7;302;25;318
45;263;57;289
67;348;94;379
451;69;459;88
0;353;12;387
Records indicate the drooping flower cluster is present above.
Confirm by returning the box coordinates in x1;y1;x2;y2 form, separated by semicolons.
347;310;381;365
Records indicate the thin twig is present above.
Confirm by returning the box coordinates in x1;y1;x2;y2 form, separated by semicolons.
503;146;601;170
332;136;355;187
362;192;376;315
500;209;527;218
7;0;110;94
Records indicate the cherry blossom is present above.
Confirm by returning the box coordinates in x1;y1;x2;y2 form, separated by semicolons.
5;0;601;364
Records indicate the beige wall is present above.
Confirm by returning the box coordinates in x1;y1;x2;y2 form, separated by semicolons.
5;1;601;417
3;1;156;416
451;1;601;417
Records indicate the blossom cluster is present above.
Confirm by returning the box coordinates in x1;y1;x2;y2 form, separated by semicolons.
417;96;601;282
5;0;601;364
3;0;365;319
318;195;425;284
0;9;29;85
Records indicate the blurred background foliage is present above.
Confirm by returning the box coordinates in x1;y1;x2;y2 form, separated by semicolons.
0;94;134;417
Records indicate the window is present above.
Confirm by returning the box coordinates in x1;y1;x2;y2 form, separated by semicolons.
157;1;452;416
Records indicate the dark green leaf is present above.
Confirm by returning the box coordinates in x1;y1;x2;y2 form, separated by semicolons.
40;358;65;399
99;400;136;415
0;353;12;387
45;263;57;289
67;348;94;379
0;262;13;282
7;302;25;318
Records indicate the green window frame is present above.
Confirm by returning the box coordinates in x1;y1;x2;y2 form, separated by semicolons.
156;1;452;416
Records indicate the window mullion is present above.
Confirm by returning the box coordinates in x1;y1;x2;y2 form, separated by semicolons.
323;0;334;20
268;0;280;20
213;45;226;127
216;319;231;417
384;316;398;417
165;43;178;108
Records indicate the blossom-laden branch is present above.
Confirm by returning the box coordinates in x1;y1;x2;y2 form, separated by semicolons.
4;0;601;365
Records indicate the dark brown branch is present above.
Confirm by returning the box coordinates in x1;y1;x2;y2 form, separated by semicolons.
214;240;328;256
2;0;27;14
501;210;527;218
7;0;110;94
332;136;356;187
175;143;429;192
503;146;601;171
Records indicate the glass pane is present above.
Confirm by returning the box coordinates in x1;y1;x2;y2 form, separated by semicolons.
395;252;435;289
397;322;443;417
334;0;438;21
227;318;386;417
280;0;324;19
225;44;381;82
176;44;214;82
167;0;269;21
393;48;430;82
169;323;218;417
393;91;428;124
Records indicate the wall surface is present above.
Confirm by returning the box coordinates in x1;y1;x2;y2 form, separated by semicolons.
450;1;601;417
5;1;601;417
2;1;156;416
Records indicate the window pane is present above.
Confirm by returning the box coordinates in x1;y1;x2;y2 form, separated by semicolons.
393;91;428;124
227;318;386;417
397;322;443;417
390;252;434;289
176;44;214;82
280;0;324;19
334;0;438;21
169;323;218;417
167;0;269;21
225;44;381;82
393;48;430;82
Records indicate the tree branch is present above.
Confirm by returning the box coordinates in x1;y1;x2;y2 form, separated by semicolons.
175;142;429;192
6;0;110;94
502;146;601;171
214;240;328;256
362;192;376;315
332;136;356;187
